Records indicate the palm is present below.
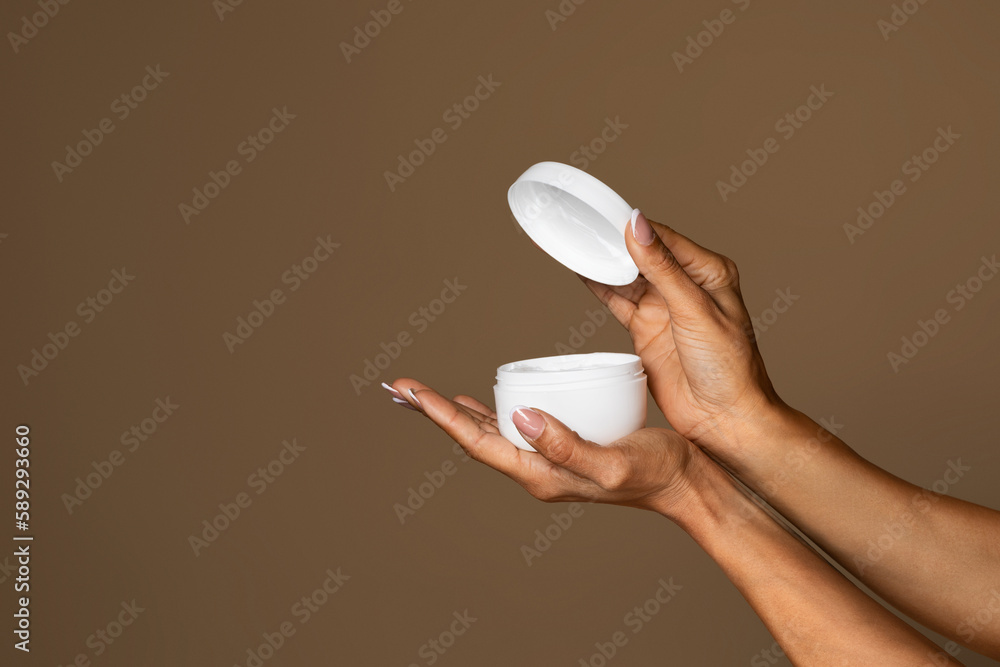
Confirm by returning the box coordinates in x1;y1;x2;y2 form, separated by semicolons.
584;276;759;442
393;378;697;510
445;390;690;495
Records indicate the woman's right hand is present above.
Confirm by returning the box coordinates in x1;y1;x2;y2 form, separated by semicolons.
580;210;789;460
582;211;1000;661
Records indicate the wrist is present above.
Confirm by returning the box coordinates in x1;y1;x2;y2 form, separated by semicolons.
650;443;745;527
706;402;855;510
692;398;814;476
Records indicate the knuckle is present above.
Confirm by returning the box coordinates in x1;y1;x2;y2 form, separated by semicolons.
721;257;740;284
444;408;465;432
648;247;682;277
526;483;560;503
597;458;630;491
542;434;575;467
459;427;490;460
705;254;739;288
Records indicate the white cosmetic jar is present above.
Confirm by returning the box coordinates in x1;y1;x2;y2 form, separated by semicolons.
493;352;647;452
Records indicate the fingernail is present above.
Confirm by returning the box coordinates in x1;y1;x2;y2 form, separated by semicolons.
510;405;545;439
630;208;654;246
381;381;404;399
408;388;422;407
392;397;419;411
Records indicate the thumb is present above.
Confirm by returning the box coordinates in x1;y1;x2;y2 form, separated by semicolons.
511;406;627;490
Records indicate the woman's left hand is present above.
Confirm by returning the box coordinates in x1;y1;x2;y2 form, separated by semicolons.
384;379;702;516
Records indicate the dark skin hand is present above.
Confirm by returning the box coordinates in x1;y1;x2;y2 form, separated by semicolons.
379;207;997;663
384;379;964;666
582;209;1000;659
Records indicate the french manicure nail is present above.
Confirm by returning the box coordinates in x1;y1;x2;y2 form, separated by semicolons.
392;397;419;411
381;382;403;399
408;388;422;407
510;405;545;439
631;208;654;246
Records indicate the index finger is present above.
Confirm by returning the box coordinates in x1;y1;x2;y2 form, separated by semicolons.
647;217;742;297
407;386;538;481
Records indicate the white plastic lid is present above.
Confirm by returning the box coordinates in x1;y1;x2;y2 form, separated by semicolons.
508;162;639;285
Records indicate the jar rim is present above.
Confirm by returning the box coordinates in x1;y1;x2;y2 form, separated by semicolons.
496;352;643;387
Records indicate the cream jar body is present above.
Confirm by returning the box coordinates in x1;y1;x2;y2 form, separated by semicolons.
493;353;647;452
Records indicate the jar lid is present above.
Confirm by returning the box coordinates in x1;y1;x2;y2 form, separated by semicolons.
507;162;639;286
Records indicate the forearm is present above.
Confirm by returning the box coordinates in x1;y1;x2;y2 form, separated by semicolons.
663;453;964;667
716;405;1000;657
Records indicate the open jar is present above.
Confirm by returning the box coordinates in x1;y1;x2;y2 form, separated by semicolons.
500;162;648;451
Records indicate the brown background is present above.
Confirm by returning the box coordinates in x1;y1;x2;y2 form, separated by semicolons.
3;0;999;664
